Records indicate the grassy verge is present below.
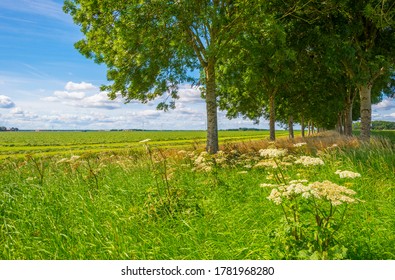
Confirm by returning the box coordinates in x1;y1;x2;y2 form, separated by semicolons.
0;131;394;259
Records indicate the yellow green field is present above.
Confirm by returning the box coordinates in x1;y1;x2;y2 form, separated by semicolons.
0;130;291;159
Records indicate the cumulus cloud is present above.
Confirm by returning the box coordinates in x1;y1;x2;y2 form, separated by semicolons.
43;82;121;110
177;85;204;104
373;98;395;111
78;92;121;110
11;107;24;115
65;81;96;91
0;95;16;108
54;90;85;100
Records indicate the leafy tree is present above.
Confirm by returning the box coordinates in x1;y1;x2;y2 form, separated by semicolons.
64;0;250;153
268;0;394;139
217;8;294;141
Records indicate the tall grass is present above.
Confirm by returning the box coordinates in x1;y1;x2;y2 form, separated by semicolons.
0;132;394;259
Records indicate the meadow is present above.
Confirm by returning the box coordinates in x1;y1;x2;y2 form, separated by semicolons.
0;130;394;260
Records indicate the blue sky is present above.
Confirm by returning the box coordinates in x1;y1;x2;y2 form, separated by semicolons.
0;0;394;130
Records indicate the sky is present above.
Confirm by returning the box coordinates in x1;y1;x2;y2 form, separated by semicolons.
0;0;394;131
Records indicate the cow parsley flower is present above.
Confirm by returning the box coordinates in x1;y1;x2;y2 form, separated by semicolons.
259;148;287;158
293;142;307;147
295;156;324;166
335;170;361;179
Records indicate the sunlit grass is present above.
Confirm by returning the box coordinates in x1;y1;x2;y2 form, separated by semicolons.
0;130;394;259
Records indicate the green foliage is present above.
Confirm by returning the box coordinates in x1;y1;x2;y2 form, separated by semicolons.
354;120;395;130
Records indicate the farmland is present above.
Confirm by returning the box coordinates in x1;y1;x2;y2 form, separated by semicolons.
0;130;291;159
0;130;394;260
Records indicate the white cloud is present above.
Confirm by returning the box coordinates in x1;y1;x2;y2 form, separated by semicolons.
65;81;96;91
0;95;15;108
41;96;59;102
43;82;122;110
177;85;204;104
373;98;395;111
78;92;121;110
54;90;85;100
11;107;25;115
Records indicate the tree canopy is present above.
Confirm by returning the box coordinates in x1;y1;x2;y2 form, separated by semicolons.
65;0;395;147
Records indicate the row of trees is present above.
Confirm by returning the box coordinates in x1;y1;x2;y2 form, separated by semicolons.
64;0;395;153
0;127;19;131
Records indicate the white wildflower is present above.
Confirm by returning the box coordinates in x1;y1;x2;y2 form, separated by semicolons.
259;148;287;158
295;156;324;166
289;179;309;184
293;142;307;147
254;159;279;169
267;189;282;205
335;170;361;179
308;180;356;206
260;183;278;188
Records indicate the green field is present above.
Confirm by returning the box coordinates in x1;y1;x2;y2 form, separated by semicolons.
0;130;291;159
0;130;394;260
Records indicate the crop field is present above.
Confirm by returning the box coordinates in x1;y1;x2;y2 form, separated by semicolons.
0;130;394;260
0;130;291;159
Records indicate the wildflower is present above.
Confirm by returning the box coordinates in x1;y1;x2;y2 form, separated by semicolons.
193;151;213;172
267;189;282;205
260;183;278;188
259;148;287;158
335;170;361;179
289;179;309;184
139;138;151;143
254;159;279;169
295;156;324;166
308;180;356;206
293;142;307;147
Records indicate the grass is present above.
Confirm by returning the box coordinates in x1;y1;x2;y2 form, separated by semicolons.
0;130;394;259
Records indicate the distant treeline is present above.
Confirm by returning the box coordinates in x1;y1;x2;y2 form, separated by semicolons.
353;121;395;130
0;127;19;131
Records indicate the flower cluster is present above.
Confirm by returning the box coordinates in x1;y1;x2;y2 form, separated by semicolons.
335;170;361;179
309;181;357;206
293;142;307;147
259;148;287;158
193;151;213;172
267;180;357;206
294;156;324;166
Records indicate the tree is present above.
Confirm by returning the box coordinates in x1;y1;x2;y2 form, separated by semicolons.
64;0;250;153
217;8;294;141
287;0;395;140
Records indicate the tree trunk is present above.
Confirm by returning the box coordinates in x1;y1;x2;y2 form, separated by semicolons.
301;115;305;138
343;102;353;136
359;84;372;141
269;92;276;141
288;115;294;139
337;113;344;135
205;60;219;154
311;121;315;135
